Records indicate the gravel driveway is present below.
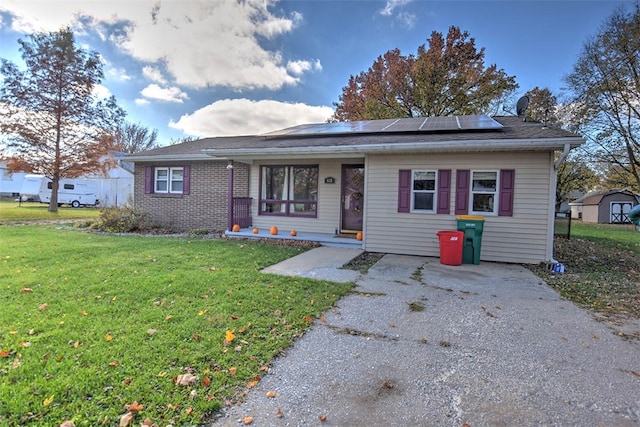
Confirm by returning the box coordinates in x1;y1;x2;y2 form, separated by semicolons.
212;252;640;426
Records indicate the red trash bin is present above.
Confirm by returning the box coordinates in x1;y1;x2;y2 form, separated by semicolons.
436;231;464;266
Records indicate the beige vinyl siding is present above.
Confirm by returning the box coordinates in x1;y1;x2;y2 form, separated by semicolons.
249;159;360;233
363;152;554;264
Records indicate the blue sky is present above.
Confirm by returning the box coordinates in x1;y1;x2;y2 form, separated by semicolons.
0;0;635;144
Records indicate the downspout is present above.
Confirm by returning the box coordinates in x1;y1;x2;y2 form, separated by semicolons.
554;143;571;170
548;143;571;263
227;160;234;232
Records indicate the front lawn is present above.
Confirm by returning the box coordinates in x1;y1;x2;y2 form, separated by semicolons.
0;199;100;223
0;225;352;426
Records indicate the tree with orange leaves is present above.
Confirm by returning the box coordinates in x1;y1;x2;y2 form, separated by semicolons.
332;26;518;122
0;27;125;211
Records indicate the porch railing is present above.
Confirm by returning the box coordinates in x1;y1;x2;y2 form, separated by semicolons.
232;197;253;228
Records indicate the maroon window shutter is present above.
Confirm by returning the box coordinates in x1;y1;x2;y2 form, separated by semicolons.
437;169;451;214
144;166;152;194
455;169;470;215
398;169;411;213
183;165;191;195
498;169;515;216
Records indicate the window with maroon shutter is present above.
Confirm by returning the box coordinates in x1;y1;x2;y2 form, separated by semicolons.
455;169;470;215
145;165;190;195
144;166;152;194
397;169;411;213
498;169;515;216
437;169;451;214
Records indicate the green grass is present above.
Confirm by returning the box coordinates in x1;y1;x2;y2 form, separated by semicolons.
531;221;640;329
569;221;640;254
0;199;100;223
0;225;353;426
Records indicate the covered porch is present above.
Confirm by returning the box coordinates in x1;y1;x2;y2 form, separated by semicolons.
225;227;363;250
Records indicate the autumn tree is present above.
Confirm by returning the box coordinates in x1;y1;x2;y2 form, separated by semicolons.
114;121;159;154
523;86;599;209
332;26;518;121
564;4;640;192
0;27;125;211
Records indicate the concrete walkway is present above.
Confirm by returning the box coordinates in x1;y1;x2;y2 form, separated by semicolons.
213;248;640;427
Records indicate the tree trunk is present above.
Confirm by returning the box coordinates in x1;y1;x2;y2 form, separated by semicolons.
48;176;59;213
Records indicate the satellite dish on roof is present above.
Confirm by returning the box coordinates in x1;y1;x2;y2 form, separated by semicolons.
517;96;530;121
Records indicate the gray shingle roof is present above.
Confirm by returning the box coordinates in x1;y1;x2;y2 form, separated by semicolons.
126;116;583;161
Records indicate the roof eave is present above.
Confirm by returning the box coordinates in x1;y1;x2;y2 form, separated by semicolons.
202;137;585;159
125;154;221;162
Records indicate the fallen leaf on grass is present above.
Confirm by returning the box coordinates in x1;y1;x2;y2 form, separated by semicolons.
20;287;33;293
0;350;10;358
59;421;75;427
225;329;236;343
43;395;54;406
141;419;157;427
175;373;198;386
19;342;31;348
39;303;48;310
147;329;157;336
119;411;134;427
124;401;143;412
228;367;237;375
12;359;20;369
202;377;211;387
303;316;313;324
105;334;113;341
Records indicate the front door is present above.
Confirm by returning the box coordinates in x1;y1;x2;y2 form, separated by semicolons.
341;164;365;232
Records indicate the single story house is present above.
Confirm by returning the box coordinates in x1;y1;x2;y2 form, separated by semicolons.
569;189;640;223
126;115;583;264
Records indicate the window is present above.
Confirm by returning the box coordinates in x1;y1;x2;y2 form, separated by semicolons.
412;170;436;211
154;167;184;194
144;165;190;195
260;165;318;216
455;169;514;216
471;171;497;214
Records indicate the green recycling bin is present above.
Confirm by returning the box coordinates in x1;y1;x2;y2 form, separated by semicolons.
456;215;485;265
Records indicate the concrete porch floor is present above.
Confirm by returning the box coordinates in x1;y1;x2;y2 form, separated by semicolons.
224;227;363;249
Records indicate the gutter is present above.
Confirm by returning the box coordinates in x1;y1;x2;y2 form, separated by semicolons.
201;137;584;158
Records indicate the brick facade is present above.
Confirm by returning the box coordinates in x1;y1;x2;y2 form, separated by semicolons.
133;160;250;232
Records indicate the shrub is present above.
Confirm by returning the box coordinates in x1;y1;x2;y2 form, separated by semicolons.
95;206;154;233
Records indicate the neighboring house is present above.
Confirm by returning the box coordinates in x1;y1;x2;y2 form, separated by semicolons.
569;190;640;224
126;115;583;264
0;153;134;207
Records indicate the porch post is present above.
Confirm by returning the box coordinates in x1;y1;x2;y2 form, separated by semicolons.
227;160;234;232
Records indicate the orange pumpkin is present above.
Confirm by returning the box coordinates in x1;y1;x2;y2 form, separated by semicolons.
356;231;363;241
232;224;240;232
290;230;297;236
270;226;278;235
252;228;259;234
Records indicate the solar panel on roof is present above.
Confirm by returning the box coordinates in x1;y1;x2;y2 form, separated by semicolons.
261;114;502;137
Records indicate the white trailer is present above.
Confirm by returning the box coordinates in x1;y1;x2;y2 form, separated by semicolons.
20;174;99;208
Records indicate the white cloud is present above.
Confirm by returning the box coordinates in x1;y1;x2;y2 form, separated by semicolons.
134;98;151;106
92;84;112;100
169;98;334;137
286;59;322;76
107;67;132;82
379;0;413;16
0;0;316;90
142;66;167;84
396;11;417;29
140;84;188;103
